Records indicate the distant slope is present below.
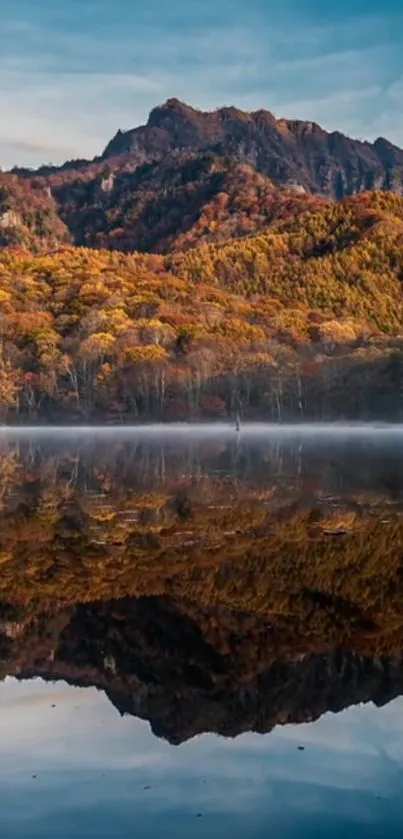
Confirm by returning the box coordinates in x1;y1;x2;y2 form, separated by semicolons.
0;172;70;249
169;190;403;333
46;152;324;253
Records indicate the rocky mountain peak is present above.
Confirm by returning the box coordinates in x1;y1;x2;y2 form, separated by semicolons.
147;97;199;126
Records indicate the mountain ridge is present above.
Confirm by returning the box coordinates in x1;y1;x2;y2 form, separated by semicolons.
2;97;403;255
101;98;403;198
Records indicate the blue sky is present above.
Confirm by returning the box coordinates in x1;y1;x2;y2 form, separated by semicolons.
1;0;403;168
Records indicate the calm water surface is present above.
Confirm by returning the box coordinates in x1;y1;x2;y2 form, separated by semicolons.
1;425;403;837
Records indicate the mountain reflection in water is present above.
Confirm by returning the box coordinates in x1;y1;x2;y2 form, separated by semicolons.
1;427;403;746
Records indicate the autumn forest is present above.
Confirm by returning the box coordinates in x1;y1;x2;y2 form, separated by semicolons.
1;99;403;422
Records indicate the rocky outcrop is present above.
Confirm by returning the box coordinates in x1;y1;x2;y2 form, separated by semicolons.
102;99;403;199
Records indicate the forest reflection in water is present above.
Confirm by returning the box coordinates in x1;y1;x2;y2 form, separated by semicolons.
1;426;403;744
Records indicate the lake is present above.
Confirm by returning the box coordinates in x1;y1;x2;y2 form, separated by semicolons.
1;425;403;837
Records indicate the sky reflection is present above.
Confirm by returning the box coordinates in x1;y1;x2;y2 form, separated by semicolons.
1;678;403;837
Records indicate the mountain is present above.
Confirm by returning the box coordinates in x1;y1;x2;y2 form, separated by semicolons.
1;100;403;422
102;99;403;199
4;97;403;254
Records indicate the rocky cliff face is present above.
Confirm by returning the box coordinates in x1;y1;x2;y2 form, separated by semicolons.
2;596;403;745
102;99;403;198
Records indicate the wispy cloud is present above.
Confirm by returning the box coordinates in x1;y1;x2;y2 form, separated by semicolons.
1;3;403;168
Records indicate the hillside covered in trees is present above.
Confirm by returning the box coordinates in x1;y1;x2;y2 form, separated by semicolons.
1;151;326;253
0;190;403;422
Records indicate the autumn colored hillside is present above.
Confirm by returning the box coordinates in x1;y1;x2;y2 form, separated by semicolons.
0;189;403;422
0;172;70;250
7;152;325;254
170;190;403;332
50;154;325;254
